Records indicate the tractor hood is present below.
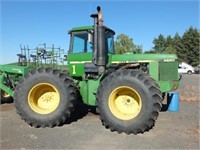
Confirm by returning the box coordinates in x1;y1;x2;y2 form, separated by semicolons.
110;54;178;64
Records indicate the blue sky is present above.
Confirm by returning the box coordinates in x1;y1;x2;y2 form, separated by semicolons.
0;0;199;64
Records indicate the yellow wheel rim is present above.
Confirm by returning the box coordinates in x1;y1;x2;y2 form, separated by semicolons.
28;83;60;114
2;91;10;98
109;86;142;120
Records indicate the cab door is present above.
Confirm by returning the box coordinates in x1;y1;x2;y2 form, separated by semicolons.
68;31;93;77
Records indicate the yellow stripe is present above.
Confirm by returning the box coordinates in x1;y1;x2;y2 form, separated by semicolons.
70;61;92;64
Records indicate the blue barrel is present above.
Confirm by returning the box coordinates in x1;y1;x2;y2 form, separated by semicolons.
167;92;179;112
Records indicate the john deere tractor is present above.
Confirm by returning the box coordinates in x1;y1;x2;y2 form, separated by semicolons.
0;6;180;134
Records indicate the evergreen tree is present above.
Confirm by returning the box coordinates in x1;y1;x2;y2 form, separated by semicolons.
151;27;199;66
165;35;176;54
152;34;166;53
173;33;185;62
181;27;199;66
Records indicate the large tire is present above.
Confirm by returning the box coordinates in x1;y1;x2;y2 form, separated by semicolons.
1;90;13;104
96;69;162;134
14;68;77;127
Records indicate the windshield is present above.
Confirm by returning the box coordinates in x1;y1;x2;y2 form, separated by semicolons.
69;30;114;53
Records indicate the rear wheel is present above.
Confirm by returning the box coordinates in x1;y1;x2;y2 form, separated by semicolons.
1;90;13;104
96;69;162;134
14;68;77;127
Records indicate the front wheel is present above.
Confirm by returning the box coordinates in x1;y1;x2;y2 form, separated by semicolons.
14;68;77;127
96;69;162;134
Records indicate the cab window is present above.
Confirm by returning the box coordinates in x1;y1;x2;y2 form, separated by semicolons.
106;32;114;53
70;30;115;54
70;31;92;53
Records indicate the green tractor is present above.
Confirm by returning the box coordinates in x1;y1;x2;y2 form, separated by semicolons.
0;6;181;134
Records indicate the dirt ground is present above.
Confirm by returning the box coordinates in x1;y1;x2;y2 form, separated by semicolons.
0;74;199;149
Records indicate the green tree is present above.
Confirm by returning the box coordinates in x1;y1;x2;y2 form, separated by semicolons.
173;33;185;62
181;27;199;66
152;34;166;53
144;50;157;54
165;35;173;47
134;45;143;54
151;27;199;66
115;34;143;54
165;35;176;54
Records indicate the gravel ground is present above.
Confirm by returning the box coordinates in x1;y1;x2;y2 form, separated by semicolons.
176;74;200;102
0;74;199;149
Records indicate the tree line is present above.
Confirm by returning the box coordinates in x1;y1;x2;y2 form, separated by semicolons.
115;26;199;66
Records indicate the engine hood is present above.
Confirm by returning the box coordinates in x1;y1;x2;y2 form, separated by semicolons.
110;54;178;64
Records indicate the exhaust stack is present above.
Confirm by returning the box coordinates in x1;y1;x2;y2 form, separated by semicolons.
97;6;103;26
90;6;106;74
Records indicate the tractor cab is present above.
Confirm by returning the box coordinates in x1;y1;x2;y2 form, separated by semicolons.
68;26;115;54
67;6;117;78
67;24;115;77
68;26;115;77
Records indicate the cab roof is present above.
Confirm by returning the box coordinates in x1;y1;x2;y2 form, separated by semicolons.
68;25;115;35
